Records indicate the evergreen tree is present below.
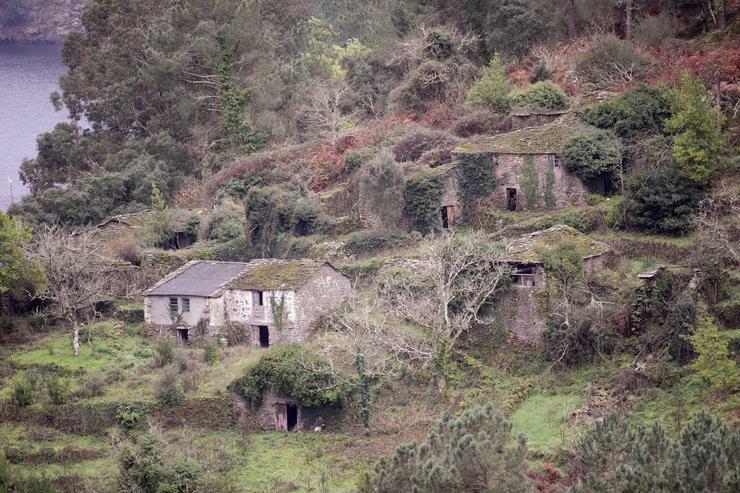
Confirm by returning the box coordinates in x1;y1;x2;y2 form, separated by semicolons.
465;55;513;113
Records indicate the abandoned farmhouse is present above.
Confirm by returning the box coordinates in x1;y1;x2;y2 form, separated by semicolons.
144;259;351;345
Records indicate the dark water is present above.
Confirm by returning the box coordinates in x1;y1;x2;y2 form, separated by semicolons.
0;43;69;210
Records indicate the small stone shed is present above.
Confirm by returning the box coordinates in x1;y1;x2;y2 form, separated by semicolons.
453;115;588;211
498;225;613;342
144;259;351;345
242;390;340;432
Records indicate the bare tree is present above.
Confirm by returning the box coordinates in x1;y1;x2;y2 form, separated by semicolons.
378;231;511;394
29;226;114;356
296;77;353;143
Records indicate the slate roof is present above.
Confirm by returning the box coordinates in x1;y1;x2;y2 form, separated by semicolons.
504;224;612;264
145;261;250;297
227;259;345;291
453;114;583;155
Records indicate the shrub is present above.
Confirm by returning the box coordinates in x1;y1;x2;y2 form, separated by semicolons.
46;376;70;405
82;371;106;398
389;60;449;114
154;339;176;368
343;149;365;173
155;368;185;406
360;403;532;492
634;12;678;48
202;339;220;365
10;373;35;407
576;35;652;89
451;110;510;137
511;81;568;110
423;30;454;61
465;55;513;113
483;0;549;60
528;62;552;83
392;129;456;163
624;168;703;235
359;149;406;229
116;404;142;431
229;344;348;409
203;206;244;242
561;128;622;182
343;229;409;256
0;316;13;335
580;84;674;140
404;171;444;234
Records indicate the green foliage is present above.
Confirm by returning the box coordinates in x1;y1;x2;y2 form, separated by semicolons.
204;206;244;242
359;149;406;229
343;149;365;173
458;152;497;207
10;373;36;407
575;34;652;89
511;81;568;110
116;404;142;431
118;427;201;493
271;293;287;332
355;347;372;430
343;229;408;256
520;156;540;208
465;55;513;113
154;338;176;368
688;307;739;393
483;0;549;60
142;183;175;248
580;84;674;140
229;344;348;409
46;375;70;406
0;211;44;302
244;186;332;256
404;171;444;234
540;241;584;290
155;368;185;406
624;168;703;235
543;164;556;209
360;403;533;492
665;74;725;185
221;172;264;199
202;339;220;365
18;122;85;194
390;60;450;114
423;30;454;60
571;411;740;493
562;128;622;182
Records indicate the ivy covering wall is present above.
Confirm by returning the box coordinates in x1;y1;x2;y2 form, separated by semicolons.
457;151;497;210
404;171;445;234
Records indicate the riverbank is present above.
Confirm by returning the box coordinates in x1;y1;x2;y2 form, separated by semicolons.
0;0;83;44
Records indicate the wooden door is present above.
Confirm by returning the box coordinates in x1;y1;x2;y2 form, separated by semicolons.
275;403;288;431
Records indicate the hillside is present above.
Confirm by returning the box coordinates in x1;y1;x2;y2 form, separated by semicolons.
0;0;84;43
1;1;739;492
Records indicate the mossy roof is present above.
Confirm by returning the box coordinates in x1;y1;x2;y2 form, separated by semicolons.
227;259;346;291
454;114;584;155
504;224;612;264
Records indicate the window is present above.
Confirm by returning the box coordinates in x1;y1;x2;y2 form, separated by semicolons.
169;297;178;314
181;297;190;313
252;290;264;306
552;155;561;168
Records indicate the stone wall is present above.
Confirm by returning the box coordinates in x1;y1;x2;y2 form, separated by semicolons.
294;265;352;339
144;295;222;338
492;153;587;211
497;285;547;343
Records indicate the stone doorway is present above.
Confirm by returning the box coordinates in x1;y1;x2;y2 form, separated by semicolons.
258;325;269;347
506;188;517;211
441;205;455;229
275;403;299;431
177;327;189;343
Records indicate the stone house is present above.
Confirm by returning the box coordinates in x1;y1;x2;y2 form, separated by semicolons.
243;390;341;432
144;259;351;344
497;225;613;342
452;115;588;212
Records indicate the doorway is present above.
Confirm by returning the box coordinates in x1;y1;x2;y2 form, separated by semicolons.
258;325;269;347
441;205;455;229
287;405;298;431
177;327;189;343
506;188;517;211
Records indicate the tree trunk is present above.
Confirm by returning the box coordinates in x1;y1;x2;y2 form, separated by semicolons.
73;324;80;356
624;0;633;39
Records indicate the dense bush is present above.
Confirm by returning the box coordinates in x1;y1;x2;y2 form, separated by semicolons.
580;85;674;140
561;128;622;182
624;168;703;235
465;55;513;113
46;376;70;406
203;206;244;242
343;51;404;117
155;368;185;406
389;60;450;115
511;81;568;110
229;344;348;409
634;12;678;48
392;129;456;163
404;171;444;234
360;403;532;492
116;404;143;431
153;339;176;368
11;373;36;407
359;149;406;229
451;110;510;137
343;149;366;173
202;339;220;365
343;229;409;256
483;0;549;60
575;35;652;89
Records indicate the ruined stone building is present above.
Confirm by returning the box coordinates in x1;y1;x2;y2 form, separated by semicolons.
452;115;588;212
497;225;613;342
144;259;351;344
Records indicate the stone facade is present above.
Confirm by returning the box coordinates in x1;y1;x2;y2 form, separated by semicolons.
239;390;342;432
492;153;587;211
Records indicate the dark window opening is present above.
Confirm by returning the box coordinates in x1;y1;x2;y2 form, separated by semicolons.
441;206;455;229
553;155;561;168
177;328;189;343
259;325;269;347
252;290;264;306
287;405;298;431
169;297;178;314
181;297;190;312
506;188;517;211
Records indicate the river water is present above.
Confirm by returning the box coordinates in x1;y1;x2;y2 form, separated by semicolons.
0;43;69;210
